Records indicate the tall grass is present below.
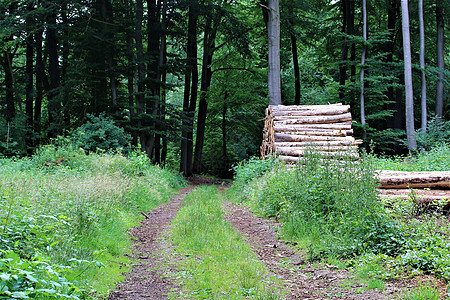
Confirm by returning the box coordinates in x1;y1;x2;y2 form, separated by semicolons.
0;146;184;298
233;154;405;259
170;186;282;299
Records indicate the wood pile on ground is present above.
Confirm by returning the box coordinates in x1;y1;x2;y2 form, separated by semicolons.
377;170;450;207
260;103;362;162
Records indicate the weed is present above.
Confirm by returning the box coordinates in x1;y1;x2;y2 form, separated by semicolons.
170;186;282;298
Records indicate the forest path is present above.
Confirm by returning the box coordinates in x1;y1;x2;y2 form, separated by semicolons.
108;184;195;299
108;178;413;299
222;202;411;299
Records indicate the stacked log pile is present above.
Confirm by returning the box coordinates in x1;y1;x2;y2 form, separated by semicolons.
378;171;450;207
260;103;362;162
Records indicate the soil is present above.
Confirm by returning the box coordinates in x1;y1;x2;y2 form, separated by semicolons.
108;179;448;299
108;185;195;299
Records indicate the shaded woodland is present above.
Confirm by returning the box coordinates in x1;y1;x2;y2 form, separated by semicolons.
0;0;448;177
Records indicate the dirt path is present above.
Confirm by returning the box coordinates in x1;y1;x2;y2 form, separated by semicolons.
222;201;409;299
108;185;195;300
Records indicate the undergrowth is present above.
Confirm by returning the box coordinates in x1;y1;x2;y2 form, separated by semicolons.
170;186;282;299
230;152;450;288
0;145;183;298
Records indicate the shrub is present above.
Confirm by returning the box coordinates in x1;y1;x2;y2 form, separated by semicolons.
416;116;450;151
71;114;131;154
234;154;405;259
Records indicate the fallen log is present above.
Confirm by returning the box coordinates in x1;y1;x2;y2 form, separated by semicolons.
274;140;359;147
378;170;450;189
276;146;359;153
274;122;353;131
274;133;356;143
276;149;359;159
276;130;348;137
274;113;352;124
270;103;347;111
271;106;350;117
278;155;359;164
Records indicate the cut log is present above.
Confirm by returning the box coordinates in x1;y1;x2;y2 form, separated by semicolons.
270;103;347;111
276;146;359;153
378;170;450;189
275;140;358;147
274;113;352;124
274;122;353;131
276;130;348;137
276;148;359;159
278;155;359;164
271;107;350;117
274;133;356;143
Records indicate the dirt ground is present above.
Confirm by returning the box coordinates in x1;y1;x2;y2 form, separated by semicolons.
108;180;447;299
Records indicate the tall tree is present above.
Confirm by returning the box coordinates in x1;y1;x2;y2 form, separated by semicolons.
360;0;367;140
267;0;281;105
418;0;427;131
180;3;199;176
401;0;417;150
435;1;445;118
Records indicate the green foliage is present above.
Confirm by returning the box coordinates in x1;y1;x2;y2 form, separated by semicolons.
398;283;440;300
416;116;450;151
71;114;131;154
170;186;281;299
370;143;450;171
233;154;405;259
232;156;278;186
0;147;184;297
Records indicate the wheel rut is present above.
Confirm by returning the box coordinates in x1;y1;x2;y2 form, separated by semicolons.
108;185;195;300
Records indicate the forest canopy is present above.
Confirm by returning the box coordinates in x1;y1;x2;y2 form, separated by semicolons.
0;0;448;177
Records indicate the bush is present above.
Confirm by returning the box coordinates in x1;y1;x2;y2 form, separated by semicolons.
233;154;405;259
416;116;450;151
71;114;131;154
232;156;277;186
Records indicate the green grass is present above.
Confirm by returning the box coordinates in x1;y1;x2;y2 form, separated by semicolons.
0;147;184;298
398;283;440;300
370;143;450;171
170;186;282;299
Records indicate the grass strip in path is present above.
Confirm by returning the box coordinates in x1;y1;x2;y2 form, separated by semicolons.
108;185;195;300
170;185;282;299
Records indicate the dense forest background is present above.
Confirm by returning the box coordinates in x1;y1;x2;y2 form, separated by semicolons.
0;0;448;177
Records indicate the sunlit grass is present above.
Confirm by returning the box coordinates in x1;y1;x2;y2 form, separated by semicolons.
170;186;282;299
0;150;183;298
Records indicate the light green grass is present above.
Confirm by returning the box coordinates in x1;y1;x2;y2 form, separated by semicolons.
0;149;183;298
170;186;282;299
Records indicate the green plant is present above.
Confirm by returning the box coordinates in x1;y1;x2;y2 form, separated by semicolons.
170;186;281;299
233;153;406;259
71;114;131;154
416;116;450;151
398;283;440;300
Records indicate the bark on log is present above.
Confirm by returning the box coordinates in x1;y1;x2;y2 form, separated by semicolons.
275;133;356;143
274;122;352;131
276;148;359;159
275;140;358;147
278;155;359;164
378;170;450;189
271;106;350;116
274;113;352;124
276;146;358;152
270;103;346;111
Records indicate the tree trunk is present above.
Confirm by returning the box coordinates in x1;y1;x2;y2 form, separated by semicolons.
25;31;34;152
338;0;349;100
435;2;444;118
419;0;427;131
291;32;301;105
159;0;168;165
34;30;45;137
180;4;198;176
386;0;400;129
46;7;62;138
267;0;281;105
193;14;220;174
401;0;417;150
2;50;15;123
360;0;367;141
135;0;148;155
